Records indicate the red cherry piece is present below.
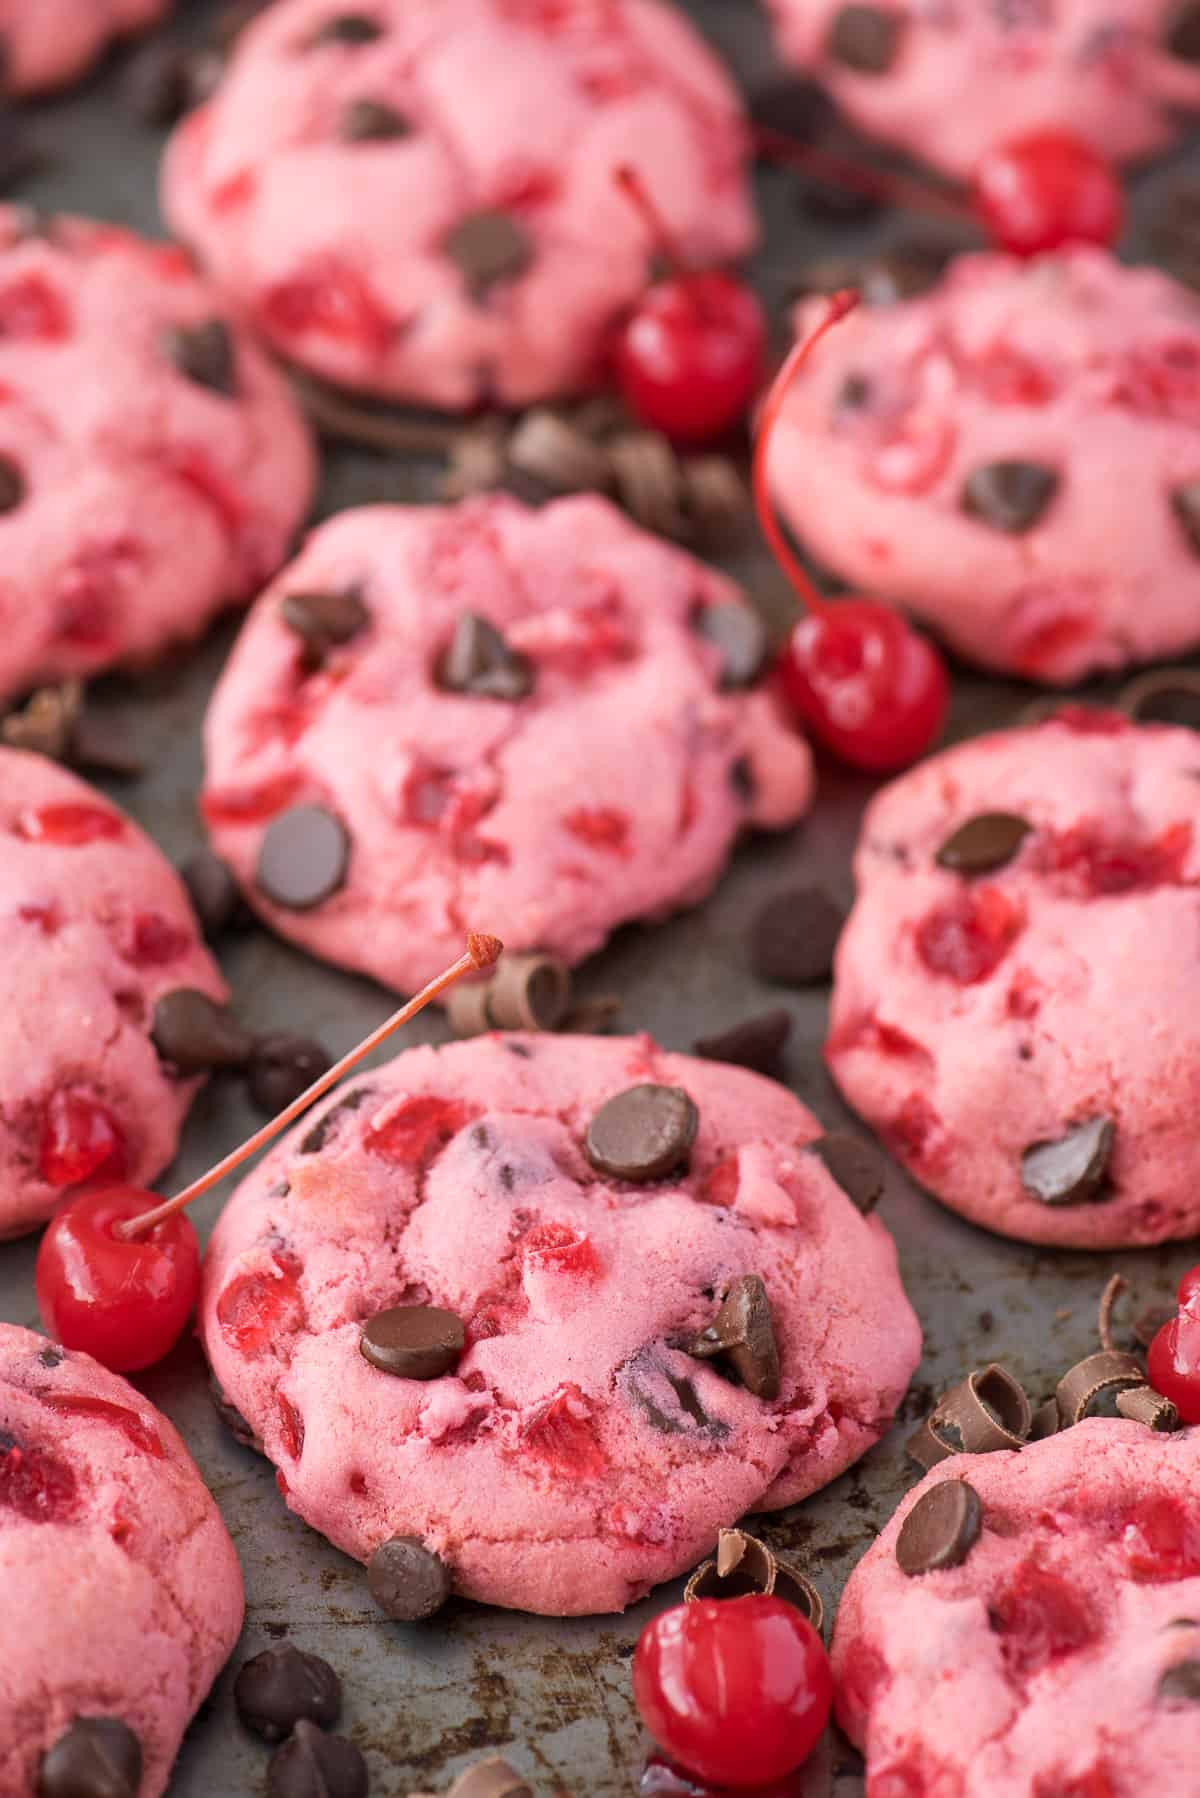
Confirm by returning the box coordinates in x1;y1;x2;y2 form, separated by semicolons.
120;912;192;967
39;1393;164;1459
702;1157;740;1208
0;1436;79;1523
887;1092;943;1165
215;1250;304;1357
1034;821;1191;897
0;272;70;339
616;270;766;448
18;902;62;935
277;1391;305;1461
521;1222;601;1278
38;1089;127;1189
970;131;1123;258
201;771;307;826
914;886;1022;985
561;806;632;855
13;803;123;847
988;1561;1098;1678
362;1095;472;1170
1118;1492;1200;1581
1034;1771;1117;1798
35;1185;200;1374
633;1594;832;1788
520;1383;606;1478
260;258;393;355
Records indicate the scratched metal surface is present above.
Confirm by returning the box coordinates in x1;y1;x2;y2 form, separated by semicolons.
0;2;1198;1793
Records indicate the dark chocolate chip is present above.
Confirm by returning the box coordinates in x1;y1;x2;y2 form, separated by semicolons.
367;1536;451;1621
340;98;411;141
444;210;533;300
151;988;255;1074
235;1644;342;1744
38;1718;142;1798
625;1352;728;1438
1171;482;1200;554
1121;668;1200;729
180;848;244;939
299;1086;372;1155
686;1274;781;1400
281;588;369;667
1166;0;1200;61
692;603;768;690
827;4;905;72
257;805;350;910
585;1084;699;1182
308;14;383;46
249;1035;333;1114
359;1305;466;1380
750;886;844;986
838;372;872;409
1159;1659;1200;1702
808;1132;885;1213
436;613;534;700
0;451;24;512
162;319;236;397
267;1720;368;1798
693;1009;791;1079
38;1344;63;1368
1021;1116;1114;1206
962;461;1059;533
895;1478;982;1576
935;812;1032;875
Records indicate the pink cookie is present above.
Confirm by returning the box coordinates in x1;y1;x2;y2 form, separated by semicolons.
161;0;756;409
0;206;314;705
766;248;1200;685
833;1419;1200;1798
0;1321;243;1797
201;495;813;994
827;712;1200;1250
0;747;228;1240
201;1032;920;1616
763;0;1200;180
0;0;168;94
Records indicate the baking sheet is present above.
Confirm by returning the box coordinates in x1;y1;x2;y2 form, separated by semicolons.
1;2;1197;1791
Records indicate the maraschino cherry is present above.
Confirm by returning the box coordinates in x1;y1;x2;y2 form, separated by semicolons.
35;933;502;1374
613;165;767;447
754;291;949;772
1146;1265;1200;1425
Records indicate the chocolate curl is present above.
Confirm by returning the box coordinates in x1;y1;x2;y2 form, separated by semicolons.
684;1528;824;1635
1029;1397;1061;1442
1055;1350;1146;1426
1116;1386;1180;1432
445;954;572;1036
906;1363;1032;1470
1119;664;1200;723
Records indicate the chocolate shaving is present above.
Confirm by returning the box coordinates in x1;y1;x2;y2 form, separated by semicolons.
486;953;570;1031
686;1274;781;1400
1029;1397;1060;1441
906;1363;1031;1468
445;978;497;1038
1120;664;1200;727
1055;1350;1146;1426
684;1528;824;1634
1116;1385;1179;1431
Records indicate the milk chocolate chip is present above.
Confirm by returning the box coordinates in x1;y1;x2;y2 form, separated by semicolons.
1021;1116;1114;1206
585;1084;698;1182
151;988;255;1073
163;319;236;396
895;1478;982;1575
266;1721;368;1798
687;1274;781;1400
359;1305;465;1380
367;1536;451;1621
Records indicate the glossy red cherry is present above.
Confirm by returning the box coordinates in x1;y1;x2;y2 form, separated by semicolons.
754;292;949;773
1147;1288;1200;1427
613;166;766;446
971;131;1123;258
35;1185;200;1374
1177;1265;1200;1309
633;1595;832;1788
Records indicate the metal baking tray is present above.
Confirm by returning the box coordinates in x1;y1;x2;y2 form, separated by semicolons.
1;3;1197;1791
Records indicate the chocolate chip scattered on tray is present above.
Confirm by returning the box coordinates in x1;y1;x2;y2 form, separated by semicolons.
151;989;255;1074
750;887;845;986
895;1478;982;1576
693;1009;791;1079
808;1132;886;1213
267;1720;368;1798
585;1084;699;1182
234;1645;342;1744
248;1035;332;1113
181;849;246;939
367;1536;452;1622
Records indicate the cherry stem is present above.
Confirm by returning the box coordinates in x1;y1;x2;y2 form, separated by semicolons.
613;164;688;282
751;289;860;620
754;125;968;227
119;932;503;1240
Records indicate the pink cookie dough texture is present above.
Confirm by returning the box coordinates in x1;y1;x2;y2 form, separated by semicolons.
763;0;1200;180
0;747;227;1240
833;1420;1200;1798
827;712;1200;1250
0;0;168;94
201;1032;921;1616
161;0;757;409
765;248;1200;685
0;206;315;706
0;1322;244;1797
201;494;814;994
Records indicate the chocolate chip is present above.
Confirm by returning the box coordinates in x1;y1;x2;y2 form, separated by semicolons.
267;1721;368;1798
151;988;255;1074
687;1274;781;1400
340;99;410;141
692;603;768;690
163;319;236;397
281;588;369;667
693;1010;791;1080
1116;1385;1179;1431
38;1718;142;1798
308;14;383;46
359;1305;465;1380
1159;1659;1200;1702
895;1478;982;1576
750;887;844;986
1021;1116;1114;1206
1171;482;1200;553
123;42;196;126
436;613;534;700
235;1645;342;1744
249;1035;332;1113
257;805;350;910
444;210;533;301
609;430;687;540
181;848;244;938
808;1132;885;1213
838;372;872;409
935;812;1032;875
0;451;24;512
299;1086;372;1154
506;409;614;497
1166;0;1200;60
367;1536;451;1621
827;4;905;72
1121;668;1200;729
962;461;1058;533
585;1084;698;1182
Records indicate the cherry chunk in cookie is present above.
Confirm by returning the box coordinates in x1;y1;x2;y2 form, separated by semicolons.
200;1033;920;1615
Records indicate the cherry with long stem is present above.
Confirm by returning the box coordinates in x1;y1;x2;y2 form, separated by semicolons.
35;933;502;1373
753;290;949;773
